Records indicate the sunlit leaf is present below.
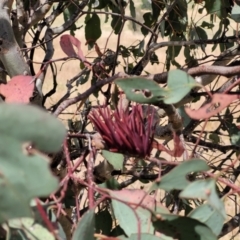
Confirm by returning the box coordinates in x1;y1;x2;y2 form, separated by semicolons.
231;2;240;22
151;159;210;191
110;189;169;236
188;203;225;236
72;210;95;240
9;218;55;240
164;69;199;104
115;77;166;103
102;150;124;170
180;179;226;218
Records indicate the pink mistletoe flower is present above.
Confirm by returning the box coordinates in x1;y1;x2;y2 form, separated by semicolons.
88;104;156;158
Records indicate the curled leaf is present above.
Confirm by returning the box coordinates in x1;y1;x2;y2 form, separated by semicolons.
60;34;85;61
185;93;239;120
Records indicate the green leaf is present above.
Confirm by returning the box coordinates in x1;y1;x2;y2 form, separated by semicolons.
129;40;145;58
223;108;234;126
111;197;154;236
63;2;77;35
93;0;108;9
0;104;65;223
201;21;214;29
115;77;166;104
191;26;208;41
167;35;183;60
72;209;95;240
164;0;187;36
151;159;210;191
164;69;199;104
129;0;136;31
85;14;102;48
141;0;151;10
211;21;223;52
63;187;76;208
188;203;225;236
0;104;66;152
224;122;240;145
153;213;217;240
104;6;109;23
209;133;220;144
177;106;191;127
76;71;90;86
150;52;159;65
119;45;131;58
102;150;124;170
151;0;164;21
111;15;123;34
205;0;230;19
180;179;226;218
141;12;153;36
190;26;208;51
231;3;240;22
231;131;240;145
183;46;198;68
160;20;165;38
108;1;124;34
95;209;112;235
110;225;125;237
109;189;167;236
98;177;120;190
8;218;55;240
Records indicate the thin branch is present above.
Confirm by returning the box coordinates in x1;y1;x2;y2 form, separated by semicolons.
53;73;128;116
219;213;240;238
81;10;157;37
26;0;52;30
149;64;240;84
185;135;240;153
49;1;89;35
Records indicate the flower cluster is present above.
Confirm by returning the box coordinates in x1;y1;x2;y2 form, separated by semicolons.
88;104;156;158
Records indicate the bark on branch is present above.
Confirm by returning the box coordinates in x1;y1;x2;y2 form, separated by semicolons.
149;64;240;84
0;0;30;77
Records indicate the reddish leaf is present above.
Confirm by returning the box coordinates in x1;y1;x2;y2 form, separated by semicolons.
152;133;184;157
60;34;85;61
152;140;169;152
109;189;168;212
185;93;239;120
172;134;185;157
0;75;34;103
